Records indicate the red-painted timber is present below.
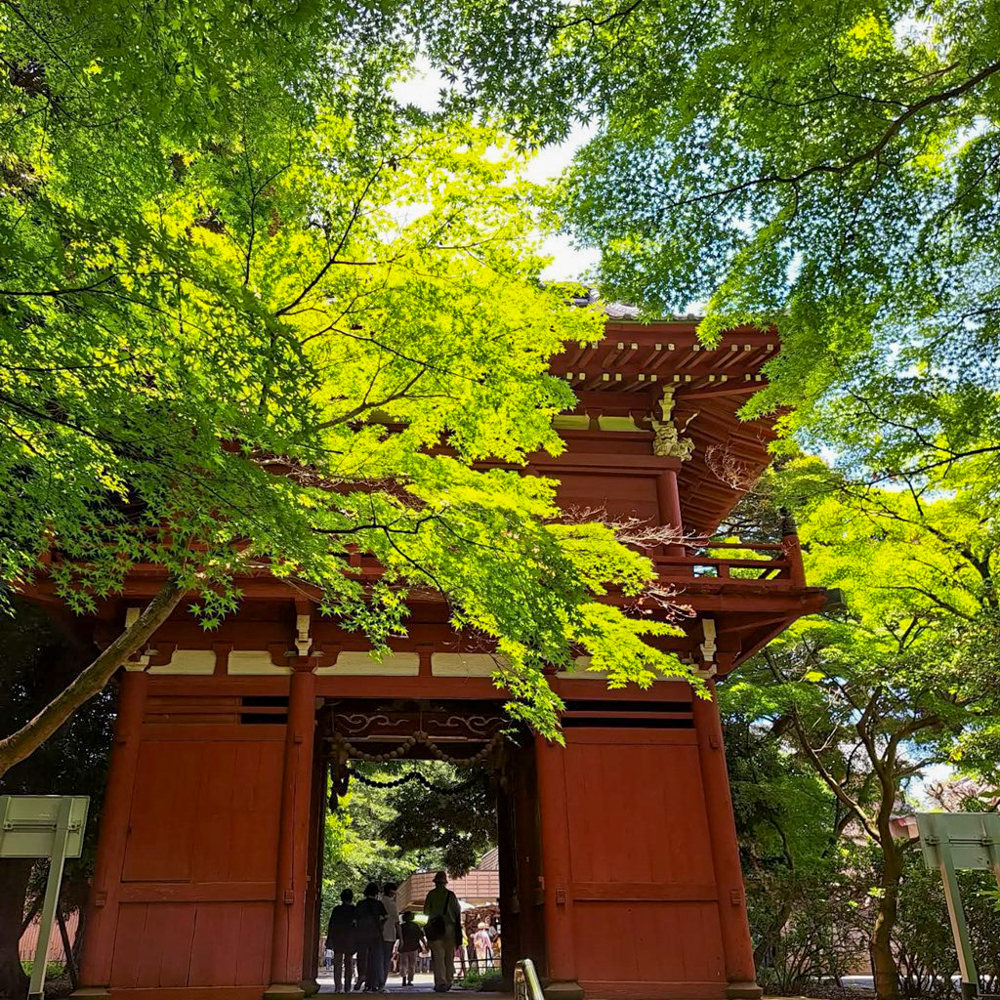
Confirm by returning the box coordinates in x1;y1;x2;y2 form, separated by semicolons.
59;322;829;1000
79;671;149;989
268;667;316;992
692;684;762;999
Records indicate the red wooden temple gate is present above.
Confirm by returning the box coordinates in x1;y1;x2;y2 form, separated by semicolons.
49;320;824;1000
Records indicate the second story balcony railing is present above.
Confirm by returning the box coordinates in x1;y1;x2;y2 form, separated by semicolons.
38;535;809;603
654;539;807;591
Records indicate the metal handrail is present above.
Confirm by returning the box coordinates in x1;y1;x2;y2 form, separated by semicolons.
514;959;545;1000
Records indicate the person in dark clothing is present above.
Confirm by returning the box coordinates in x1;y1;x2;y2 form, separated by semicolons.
398;910;426;986
326;888;357;992
355;882;388;992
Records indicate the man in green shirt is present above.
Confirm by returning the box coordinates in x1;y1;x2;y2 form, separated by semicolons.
423;871;463;991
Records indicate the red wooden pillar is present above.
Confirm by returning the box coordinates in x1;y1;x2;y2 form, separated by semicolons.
266;666;317;1000
656;465;685;554
512;739;545;970
76;670;148;996
781;511;807;588
692;682;762;1000
534;736;583;1000
301;723;327;996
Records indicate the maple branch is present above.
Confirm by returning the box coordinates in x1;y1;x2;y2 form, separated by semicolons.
274;161;385;317
680;59;1000;207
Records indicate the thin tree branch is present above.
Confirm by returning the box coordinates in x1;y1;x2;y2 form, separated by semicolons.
0;581;184;778
679;59;1000;207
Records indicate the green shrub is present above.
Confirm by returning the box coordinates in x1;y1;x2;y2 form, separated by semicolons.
894;853;1000;996
455;969;505;991
747;857;867;994
20;961;65;978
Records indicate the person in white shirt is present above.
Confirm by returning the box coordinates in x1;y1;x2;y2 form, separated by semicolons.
473;922;494;969
380;882;400;990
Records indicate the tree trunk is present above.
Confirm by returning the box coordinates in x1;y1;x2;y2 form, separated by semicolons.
753;897;793;970
869;843;903;1000
0;859;32;1000
0;581;183;780
57;909;78;990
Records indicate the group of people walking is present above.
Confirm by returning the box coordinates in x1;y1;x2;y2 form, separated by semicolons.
324;872;465;993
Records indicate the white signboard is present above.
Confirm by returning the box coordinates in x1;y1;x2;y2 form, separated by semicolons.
917;812;1000;873
917;812;1000;1000
0;795;89;859
0;796;90;1000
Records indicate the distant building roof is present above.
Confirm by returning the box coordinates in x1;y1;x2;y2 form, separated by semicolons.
396;865;500;912
569;288;702;323
600;300;642;320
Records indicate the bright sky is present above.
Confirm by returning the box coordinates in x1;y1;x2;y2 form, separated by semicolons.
391;65;601;283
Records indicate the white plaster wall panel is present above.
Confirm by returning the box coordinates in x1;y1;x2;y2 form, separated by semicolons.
315;651;419;676
552;415;590;430
431;653;503;677
227;650;292;675
556;656;609;680
148;649;215;675
597;415;644;433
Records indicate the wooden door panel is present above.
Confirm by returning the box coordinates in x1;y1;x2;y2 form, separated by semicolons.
123;737;282;884
187;903;242;985
191;741;283;883
109;903;147;987
115;734;283;989
230;741;284;882
123;744;201;882
186;902;273;986
136;903;198;986
111;901;273;988
233;902;275;985
560;733;724;991
573;901;725;982
563;740;715;885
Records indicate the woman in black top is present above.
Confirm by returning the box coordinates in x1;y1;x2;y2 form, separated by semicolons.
398;911;427;986
326;888;357;992
354;882;388;992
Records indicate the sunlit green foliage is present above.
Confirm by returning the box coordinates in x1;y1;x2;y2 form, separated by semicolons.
735;454;1000;827
419;0;1000;487
720;457;1000;1000
322;761;495;931
324;773;430;897
1;2;694;759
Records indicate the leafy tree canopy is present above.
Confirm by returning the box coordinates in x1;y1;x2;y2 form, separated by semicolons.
721;457;1000;1000
0;600;115;998
322;761;496;930
1;0;694;776
419;0;1000;483
731;454;1000;820
377;764;496;876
